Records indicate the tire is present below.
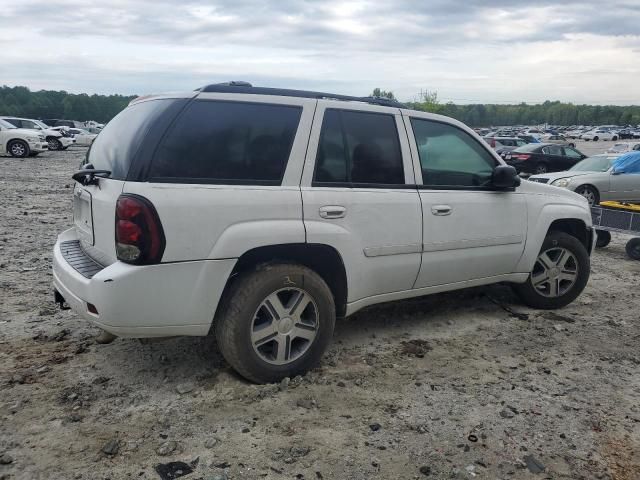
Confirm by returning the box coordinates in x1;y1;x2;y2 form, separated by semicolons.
575;185;599;206
569;143;575;148
534;163;548;174
595;230;611;248
612;136;618;141
626;238;640;260
8;140;29;158
47;137;62;150
593;136;599;141
215;263;336;383
512;232;590;309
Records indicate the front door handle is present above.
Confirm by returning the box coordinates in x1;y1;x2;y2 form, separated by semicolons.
319;205;346;219
431;205;452;216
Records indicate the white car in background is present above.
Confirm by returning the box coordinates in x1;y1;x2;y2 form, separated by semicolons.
607;142;640;154
52;127;98;146
581;129;618;141
0;116;75;151
0;118;49;157
523;128;544;139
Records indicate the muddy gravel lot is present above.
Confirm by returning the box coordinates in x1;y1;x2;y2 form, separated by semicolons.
1;142;639;480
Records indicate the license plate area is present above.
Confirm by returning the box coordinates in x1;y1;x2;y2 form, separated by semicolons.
73;187;94;245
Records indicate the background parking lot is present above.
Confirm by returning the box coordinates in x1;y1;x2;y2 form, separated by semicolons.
1;142;639;479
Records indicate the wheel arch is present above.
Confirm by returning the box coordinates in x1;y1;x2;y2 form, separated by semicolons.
547;218;591;252
223;243;348;318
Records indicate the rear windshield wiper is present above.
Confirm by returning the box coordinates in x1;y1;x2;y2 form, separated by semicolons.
72;163;111;186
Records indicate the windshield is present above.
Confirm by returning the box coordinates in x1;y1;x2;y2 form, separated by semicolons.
33;120;50;130
513;143;542;153
569;155;617;172
0;119;17;129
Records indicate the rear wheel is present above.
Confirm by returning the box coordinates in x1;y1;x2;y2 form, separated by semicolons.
595;230;611;248
8;140;29;158
215;263;336;383
626;238;640;260
569;143;575;148
513;232;590;309
612;136;618;141
593;136;599;141
575;185;599;206
534;163;548;174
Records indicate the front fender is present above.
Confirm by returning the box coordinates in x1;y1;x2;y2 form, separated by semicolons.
515;203;592;273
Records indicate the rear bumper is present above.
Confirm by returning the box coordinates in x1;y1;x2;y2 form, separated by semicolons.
52;228;236;337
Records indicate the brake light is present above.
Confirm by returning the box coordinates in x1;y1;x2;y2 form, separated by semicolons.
513;154;531;160
487;138;496;148
115;194;165;264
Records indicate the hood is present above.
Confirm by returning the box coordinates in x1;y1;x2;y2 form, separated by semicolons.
519;177;591;209
528;171;600;183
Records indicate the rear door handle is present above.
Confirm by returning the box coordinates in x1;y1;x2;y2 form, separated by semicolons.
431;205;452;216
319;205;346;219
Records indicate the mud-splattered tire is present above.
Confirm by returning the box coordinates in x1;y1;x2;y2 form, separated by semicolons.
215;263;335;383
512;232;590;309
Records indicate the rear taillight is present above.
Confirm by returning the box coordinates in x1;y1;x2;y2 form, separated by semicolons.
115;194;165;264
513;154;531;160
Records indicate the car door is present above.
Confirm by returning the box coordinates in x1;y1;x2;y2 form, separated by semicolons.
610;157;640;201
541;145;566;171
403;113;527;288
300;101;422;303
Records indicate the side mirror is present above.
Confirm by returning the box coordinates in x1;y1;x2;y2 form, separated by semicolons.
492;165;521;189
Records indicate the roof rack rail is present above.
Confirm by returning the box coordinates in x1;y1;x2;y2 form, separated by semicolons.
196;82;407;108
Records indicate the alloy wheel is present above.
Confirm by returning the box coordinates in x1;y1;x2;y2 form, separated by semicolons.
577;187;596;206
531;247;579;297
250;287;319;365
11;143;26;156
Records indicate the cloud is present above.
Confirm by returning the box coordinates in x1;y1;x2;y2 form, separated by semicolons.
0;0;639;103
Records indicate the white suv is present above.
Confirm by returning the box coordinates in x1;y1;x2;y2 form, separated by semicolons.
582;129;618;141
0;116;75;150
52;83;596;383
0;118;49;157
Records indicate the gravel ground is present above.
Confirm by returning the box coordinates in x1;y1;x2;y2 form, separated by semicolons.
1;141;639;480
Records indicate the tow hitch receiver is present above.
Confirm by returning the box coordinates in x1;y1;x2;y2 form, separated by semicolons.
54;290;71;310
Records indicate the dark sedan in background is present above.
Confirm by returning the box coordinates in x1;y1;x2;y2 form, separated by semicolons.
502;143;587;174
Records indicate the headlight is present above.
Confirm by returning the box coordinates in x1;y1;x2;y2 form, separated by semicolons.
551;178;571;188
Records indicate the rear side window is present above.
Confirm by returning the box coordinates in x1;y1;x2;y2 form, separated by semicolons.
148;101;302;184
87;99;175;180
313;109;404;185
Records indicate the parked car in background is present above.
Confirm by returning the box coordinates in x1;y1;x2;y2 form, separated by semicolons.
606;142;640;154
517;134;540;144
503;143;587;174
0;118;49;157
41;118;83;128
483;136;527;152
522;128;544;140
542;134;575;147
67;128;98;146
616;128;635;140
582;129;618;141
52;83;595;383
0;116;75;151
529;153;640;206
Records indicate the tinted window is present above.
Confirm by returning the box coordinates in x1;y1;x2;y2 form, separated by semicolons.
410;118;496;187
87;99;175;180
3;118;21;128
149;101;301;184
313;109;404;185
564;147;582;158
542;145;563;155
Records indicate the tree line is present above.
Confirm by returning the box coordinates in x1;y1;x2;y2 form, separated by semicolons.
372;88;640;127
1;85;638;127
0;86;136;123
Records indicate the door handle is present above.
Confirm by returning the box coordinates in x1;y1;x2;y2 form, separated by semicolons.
319;205;346;219
431;205;452;216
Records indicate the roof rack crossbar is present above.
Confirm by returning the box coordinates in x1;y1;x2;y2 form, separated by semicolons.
197;82;406;108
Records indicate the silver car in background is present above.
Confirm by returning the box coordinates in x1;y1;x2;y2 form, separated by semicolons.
529;154;640;205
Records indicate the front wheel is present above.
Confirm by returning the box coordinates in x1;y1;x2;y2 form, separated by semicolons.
534;163;548;174
512;232;590;309
569;143;575;148
612;136;618;141
8;140;29;158
215;263;336;383
593;136;599;141
575;185;599;206
47;137;62;150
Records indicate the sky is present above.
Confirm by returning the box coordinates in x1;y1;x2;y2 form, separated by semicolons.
1;0;639;104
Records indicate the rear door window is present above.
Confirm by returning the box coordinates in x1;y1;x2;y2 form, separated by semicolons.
149;101;302;184
313;109;404;186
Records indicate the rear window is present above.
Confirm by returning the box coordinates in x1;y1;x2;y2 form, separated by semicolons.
148;100;302;184
86;99;175;180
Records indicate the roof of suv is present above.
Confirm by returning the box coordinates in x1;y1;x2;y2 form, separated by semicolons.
195;81;407;109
